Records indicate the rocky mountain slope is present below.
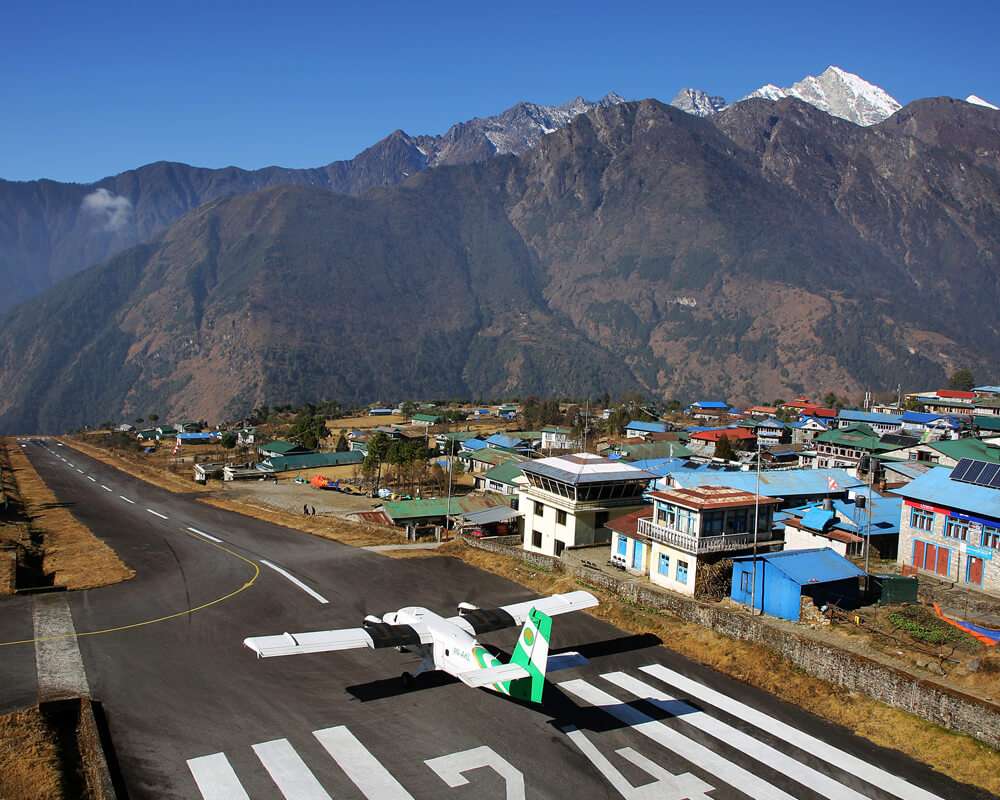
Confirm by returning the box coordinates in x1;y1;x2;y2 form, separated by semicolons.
0;94;623;314
745;66;901;125
1;96;999;433
670;89;728;116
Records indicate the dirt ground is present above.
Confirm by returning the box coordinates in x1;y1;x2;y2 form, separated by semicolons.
406;540;1000;796
325;414;407;430
4;439;133;590
214;477;380;518
0;706;64;800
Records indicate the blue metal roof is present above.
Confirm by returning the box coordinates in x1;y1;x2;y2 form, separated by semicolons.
755;418;786;429
629;457;718;476
667;468;863;497
462;438;489;451
777;495;902;537
974;386;1000;395
176;432;219;441
837;410;903;425
690;401;728;409
625;420;667;434
486;433;524;449
733;547;866;584
892;467;1000;522
800;508;836;531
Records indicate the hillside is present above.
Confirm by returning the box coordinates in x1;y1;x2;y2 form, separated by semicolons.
1;97;999;432
0;95;622;314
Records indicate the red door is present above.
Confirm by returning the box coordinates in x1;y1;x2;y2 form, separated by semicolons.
968;557;984;585
924;543;937;572
936;546;950;577
913;540;925;569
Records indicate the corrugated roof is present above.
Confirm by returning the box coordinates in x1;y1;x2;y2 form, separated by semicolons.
669;468;863;497
260;440;311;455
461;506;522;525
383;495;502;521
815;425;897;451
974;416;1000;432
522;453;655;485
837;410;903;425
482;460;524;486
892;466;1000;520
486;433;525;449
625;420;668;434
261;451;363;472
462;439;489;451
691;401;728;409
928;438;1000;463
618;441;693;461
733;547;866;584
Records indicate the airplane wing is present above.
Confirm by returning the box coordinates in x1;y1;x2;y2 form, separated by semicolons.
244;622;432;658
450;590;599;636
456;663;530;688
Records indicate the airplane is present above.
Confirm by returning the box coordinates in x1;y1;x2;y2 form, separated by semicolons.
243;590;598;703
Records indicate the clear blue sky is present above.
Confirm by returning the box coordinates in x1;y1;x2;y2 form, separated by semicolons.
3;0;998;183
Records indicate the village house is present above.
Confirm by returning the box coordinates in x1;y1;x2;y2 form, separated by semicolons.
520;454;654;557
610;486;781;596
753;418;790;446
789;417;829;444
744;405;778;419
664;467;863;510
778;494;902;560
893;459;1000;595
836;410;904;435
473;460;524;499
813;424;897;476
257;440;314;459
540;425;580;452
879;437;1000;469
687;428;756;458
623;420;669;440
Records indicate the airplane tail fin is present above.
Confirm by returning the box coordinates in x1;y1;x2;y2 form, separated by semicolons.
507;606;552;703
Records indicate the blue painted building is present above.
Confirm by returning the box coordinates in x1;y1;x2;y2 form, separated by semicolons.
663;468;863;509
836;410;904;435
730;548;866;621
624;420;668;438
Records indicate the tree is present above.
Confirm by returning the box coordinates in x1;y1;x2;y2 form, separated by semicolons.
715;434;736;462
400;401;417;418
149;414;159;423
949;368;975;392
335;434;349;452
364;432;391;493
221;431;238;450
289;409;327;450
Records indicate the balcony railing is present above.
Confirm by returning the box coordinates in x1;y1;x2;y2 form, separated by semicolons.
636;517;761;554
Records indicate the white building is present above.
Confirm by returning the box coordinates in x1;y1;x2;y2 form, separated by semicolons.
519;454;654;557
540;426;581;452
611;486;780;596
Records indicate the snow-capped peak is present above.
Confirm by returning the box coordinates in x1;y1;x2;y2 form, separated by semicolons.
670;88;728;117
744;66;901;126
967;94;999;111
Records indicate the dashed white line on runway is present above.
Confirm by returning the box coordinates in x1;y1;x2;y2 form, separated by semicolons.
101;485;112;492
147;509;168;520
187;527;223;543
120;496;135;504
260;559;329;604
87;475;97;482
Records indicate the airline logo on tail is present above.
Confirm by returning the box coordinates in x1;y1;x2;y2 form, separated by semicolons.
507;607;552;703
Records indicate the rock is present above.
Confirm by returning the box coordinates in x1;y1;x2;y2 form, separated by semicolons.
927;661;946;676
968;658;982;673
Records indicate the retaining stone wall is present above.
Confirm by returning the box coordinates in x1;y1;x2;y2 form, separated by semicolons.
463;535;1000;748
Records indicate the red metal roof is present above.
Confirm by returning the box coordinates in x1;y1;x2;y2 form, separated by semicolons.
651;485;781;510
607;508;653;537
690;427;755;442
938;389;976;399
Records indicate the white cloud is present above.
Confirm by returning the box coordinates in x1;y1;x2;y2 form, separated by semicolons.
81;188;133;231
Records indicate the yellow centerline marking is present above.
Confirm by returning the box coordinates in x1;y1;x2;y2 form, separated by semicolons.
0;533;260;648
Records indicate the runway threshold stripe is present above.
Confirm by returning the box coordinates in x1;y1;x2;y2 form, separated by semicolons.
119;496;135;504
253;738;333;799
639;664;944;800
187;753;250;800
314;726;414;799
187;526;223;543
603;672;866;800
260;559;329;604
147;508;168;520
559;679;795;800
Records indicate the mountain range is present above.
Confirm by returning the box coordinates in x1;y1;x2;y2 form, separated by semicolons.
1;90;999;433
0;93;625;314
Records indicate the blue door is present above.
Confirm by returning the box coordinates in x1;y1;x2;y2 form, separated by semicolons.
632;540;644;571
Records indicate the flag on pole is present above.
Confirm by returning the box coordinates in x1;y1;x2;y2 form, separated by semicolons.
173;437;182;456
827;475;839;491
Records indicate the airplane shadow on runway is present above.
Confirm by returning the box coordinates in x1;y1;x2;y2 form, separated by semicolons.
343;632;699;734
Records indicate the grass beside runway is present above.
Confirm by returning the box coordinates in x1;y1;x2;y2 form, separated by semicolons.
3;439;133;590
0;706;63;799
409;539;1000;796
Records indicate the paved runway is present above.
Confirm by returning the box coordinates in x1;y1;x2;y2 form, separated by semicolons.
0;439;989;799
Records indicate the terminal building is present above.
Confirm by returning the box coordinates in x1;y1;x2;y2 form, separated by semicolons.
519;454;654;557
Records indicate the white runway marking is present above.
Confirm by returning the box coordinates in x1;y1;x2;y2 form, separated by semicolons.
76;468;84;473
639;664;945;800
315;725;414;799
119;495;135;504
560;678;795;800
187;753;250;800
253;738;333;799
260;559;329;604
425;746;526;800
603;671;867;800
101;484;112;492
187;526;223;543
146;508;168;520
87;475;96;482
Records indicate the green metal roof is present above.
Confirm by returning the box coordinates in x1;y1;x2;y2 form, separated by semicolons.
540;426;571;434
482;460;524;487
974;416;1000;432
814;424;896;452
262;451;363;472
467;449;516;466
440;431;480;441
506;430;543;441
260;440;309;455
383;495;503;521
926;438;1000;463
412;413;444;423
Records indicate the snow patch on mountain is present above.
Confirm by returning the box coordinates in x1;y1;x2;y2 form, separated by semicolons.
967;94;999;111
670;88;728;117
745;66;901;126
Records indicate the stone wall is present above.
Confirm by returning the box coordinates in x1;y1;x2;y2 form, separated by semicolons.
462;536;1000;748
0;547;14;594
77;698;117;800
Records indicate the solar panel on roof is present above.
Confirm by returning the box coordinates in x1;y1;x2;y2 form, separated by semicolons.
980;463;1000;485
991;471;1000;489
965;461;987;484
951;458;974;481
